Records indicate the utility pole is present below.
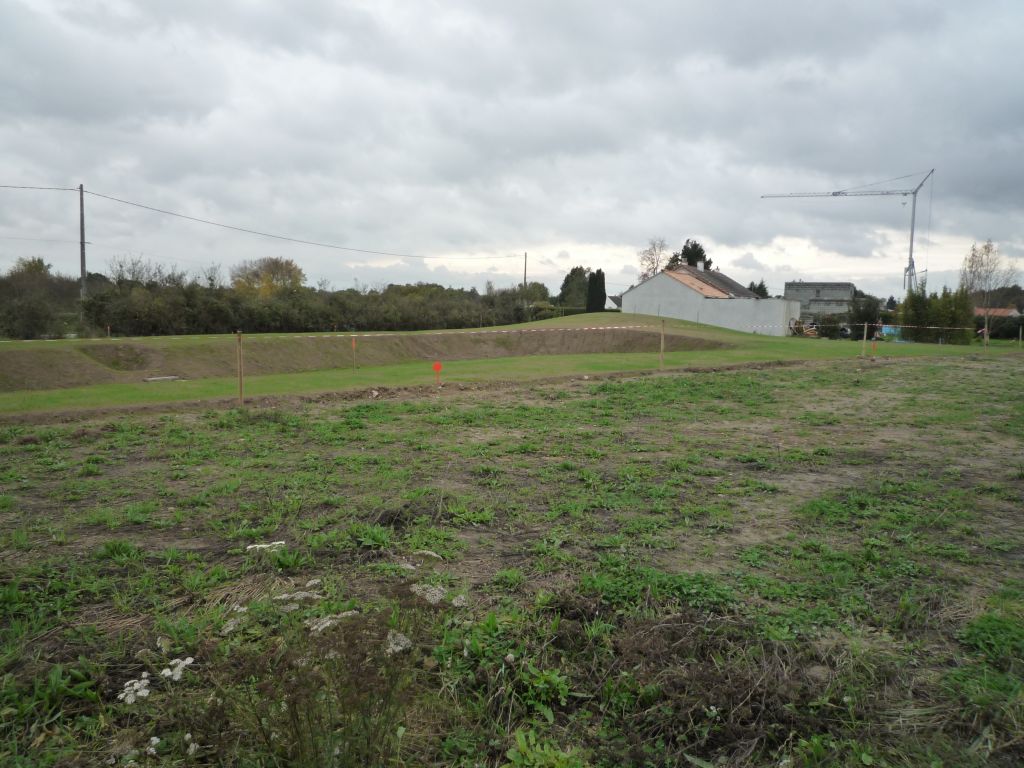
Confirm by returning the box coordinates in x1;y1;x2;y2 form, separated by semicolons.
79;184;86;303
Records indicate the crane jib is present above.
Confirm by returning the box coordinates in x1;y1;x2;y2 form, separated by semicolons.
760;169;935;293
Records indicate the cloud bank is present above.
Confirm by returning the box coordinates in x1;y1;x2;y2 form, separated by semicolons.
2;1;1021;300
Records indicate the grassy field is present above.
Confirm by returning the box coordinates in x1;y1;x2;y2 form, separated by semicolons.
1;313;1018;415
2;354;1022;766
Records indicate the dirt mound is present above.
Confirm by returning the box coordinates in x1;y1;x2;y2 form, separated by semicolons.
78;344;152;371
0;328;729;392
0;348;122;391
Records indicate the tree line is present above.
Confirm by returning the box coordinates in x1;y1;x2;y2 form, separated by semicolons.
0;256;607;339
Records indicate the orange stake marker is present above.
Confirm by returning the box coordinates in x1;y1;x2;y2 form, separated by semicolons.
433;360;442;386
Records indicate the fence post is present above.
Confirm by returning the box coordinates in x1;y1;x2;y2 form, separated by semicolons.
861;322;868;358
236;331;244;407
659;319;665;370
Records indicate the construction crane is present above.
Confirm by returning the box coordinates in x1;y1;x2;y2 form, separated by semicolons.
762;169;934;292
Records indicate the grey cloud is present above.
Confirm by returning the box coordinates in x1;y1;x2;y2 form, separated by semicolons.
732;253;768;271
0;3;227;124
2;1;1022;302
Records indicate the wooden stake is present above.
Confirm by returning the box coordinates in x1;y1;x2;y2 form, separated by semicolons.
351;335;357;369
861;322;868;358
659;319;665;370
236;331;244;406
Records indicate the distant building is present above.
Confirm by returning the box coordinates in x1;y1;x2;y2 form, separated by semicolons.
784;281;855;323
621;262;800;336
973;307;1019;319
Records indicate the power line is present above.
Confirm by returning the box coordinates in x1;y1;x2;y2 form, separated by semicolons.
0;235;90;244
84;189;518;262
0;184;78;192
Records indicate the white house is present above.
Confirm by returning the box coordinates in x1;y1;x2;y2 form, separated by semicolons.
621;263;800;336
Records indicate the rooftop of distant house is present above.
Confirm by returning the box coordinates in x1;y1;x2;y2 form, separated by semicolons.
783;281;856;290
660;264;759;299
974;307;1020;318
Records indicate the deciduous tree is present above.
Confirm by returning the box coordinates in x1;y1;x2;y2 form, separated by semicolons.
960;239;1020;343
557;266;590;307
637;238;668;281
230;257;306;298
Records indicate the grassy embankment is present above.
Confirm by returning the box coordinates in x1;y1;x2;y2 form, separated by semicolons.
1;312;1016;414
1;355;1022;765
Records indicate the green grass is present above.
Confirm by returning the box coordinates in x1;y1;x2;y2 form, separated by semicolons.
2;313;1016;414
1;354;1022;766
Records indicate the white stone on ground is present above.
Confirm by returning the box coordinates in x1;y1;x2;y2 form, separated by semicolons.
273;591;322;602
385;630;412;656
304;611;359;633
412;549;443;560
245;541;285;551
410;583;446;605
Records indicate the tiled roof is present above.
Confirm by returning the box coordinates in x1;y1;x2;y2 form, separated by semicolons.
664;269;730;298
974;307;1020;317
664;266;760;299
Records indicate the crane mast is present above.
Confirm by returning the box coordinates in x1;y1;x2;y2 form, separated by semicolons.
763;169;934;292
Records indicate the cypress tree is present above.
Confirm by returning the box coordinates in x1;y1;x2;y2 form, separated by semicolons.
586;270;607;312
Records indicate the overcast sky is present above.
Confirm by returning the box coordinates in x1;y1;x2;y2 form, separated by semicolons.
2;0;1022;300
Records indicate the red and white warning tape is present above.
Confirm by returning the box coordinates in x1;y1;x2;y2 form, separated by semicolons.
0;325;649;343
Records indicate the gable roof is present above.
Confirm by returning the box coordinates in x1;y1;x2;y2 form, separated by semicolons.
663;265;759;299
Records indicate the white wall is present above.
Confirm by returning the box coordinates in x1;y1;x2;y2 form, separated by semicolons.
621;272;801;336
698;297;801;335
621;272;705;320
